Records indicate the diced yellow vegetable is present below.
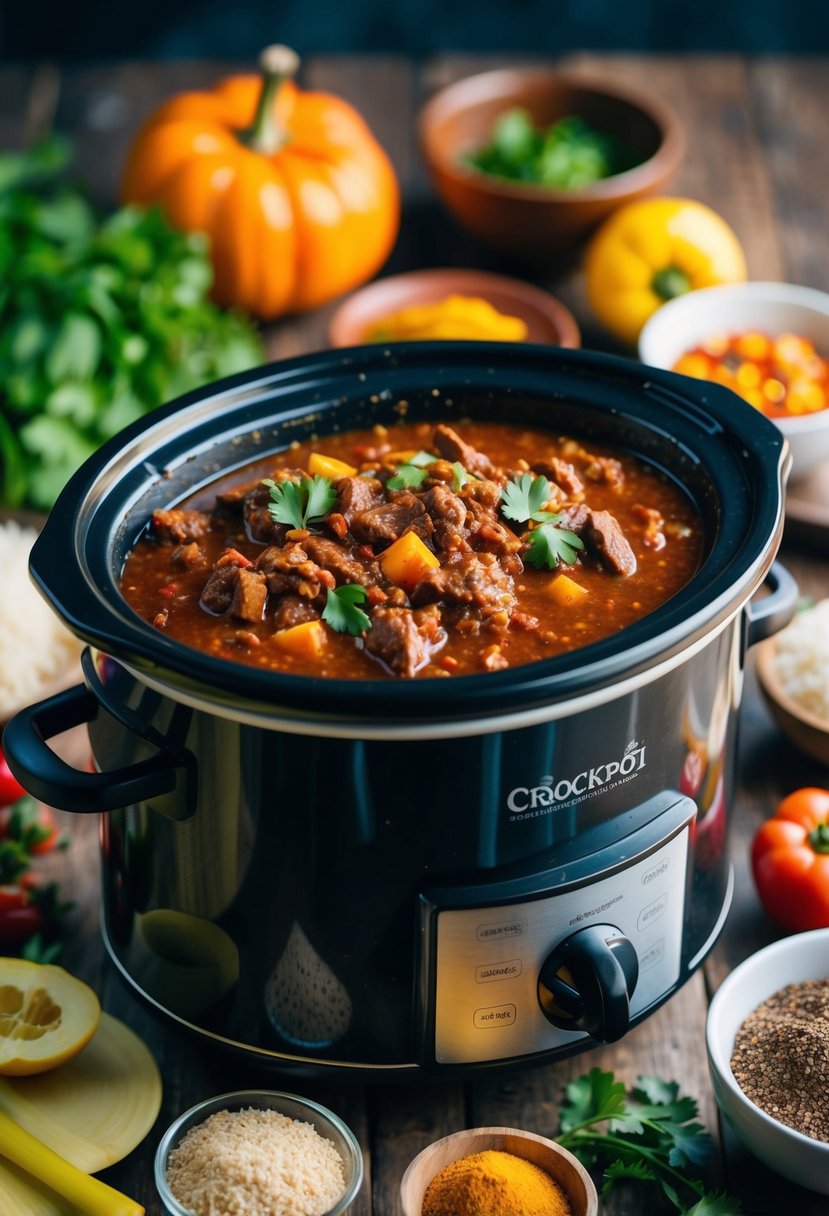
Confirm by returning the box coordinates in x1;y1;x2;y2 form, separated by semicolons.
271;620;326;657
385;449;418;463
308;452;357;479
549;574;589;607
380;532;439;592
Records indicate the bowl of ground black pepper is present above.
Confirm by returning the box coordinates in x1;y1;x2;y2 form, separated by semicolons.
706;927;829;1194
154;1090;364;1216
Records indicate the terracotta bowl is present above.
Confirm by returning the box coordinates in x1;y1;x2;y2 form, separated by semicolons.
418;67;685;260
328;268;580;348
399;1126;597;1216
755;632;829;766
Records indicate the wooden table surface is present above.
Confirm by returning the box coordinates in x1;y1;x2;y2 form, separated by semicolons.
5;51;829;1216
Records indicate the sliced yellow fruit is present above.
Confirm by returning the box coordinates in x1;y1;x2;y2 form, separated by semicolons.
0;958;100;1077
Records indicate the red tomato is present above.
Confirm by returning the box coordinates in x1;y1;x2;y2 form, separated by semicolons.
0;801;60;855
0;749;26;808
0;902;42;943
751;787;829;932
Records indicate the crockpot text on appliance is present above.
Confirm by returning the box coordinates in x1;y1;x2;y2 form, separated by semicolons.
507;741;647;820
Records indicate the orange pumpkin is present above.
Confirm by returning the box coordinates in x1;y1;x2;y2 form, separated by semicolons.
122;46;400;318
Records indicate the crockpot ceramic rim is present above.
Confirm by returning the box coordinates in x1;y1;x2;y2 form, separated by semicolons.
30;342;788;723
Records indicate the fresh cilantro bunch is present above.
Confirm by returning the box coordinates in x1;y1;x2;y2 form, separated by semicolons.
500;472;585;570
556;1068;740;1215
0;137;263;509
264;475;337;530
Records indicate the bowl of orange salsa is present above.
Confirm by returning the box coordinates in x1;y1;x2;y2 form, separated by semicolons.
638;282;829;477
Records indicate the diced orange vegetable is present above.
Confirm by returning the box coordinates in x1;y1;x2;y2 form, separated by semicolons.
271;620;326;658
385;449;419;463
549;574;589;607
380;532;439;592
308;453;357;479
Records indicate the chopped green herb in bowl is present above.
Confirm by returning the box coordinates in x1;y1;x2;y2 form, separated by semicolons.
466;108;640;190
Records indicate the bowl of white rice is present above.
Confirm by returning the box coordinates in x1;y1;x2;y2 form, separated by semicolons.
0;520;83;723
755;599;829;765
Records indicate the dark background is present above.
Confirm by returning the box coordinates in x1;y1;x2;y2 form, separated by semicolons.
2;0;828;59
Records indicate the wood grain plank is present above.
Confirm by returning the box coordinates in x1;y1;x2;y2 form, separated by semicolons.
370;1084;466;1216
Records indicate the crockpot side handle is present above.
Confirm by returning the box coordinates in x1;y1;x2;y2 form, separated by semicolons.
744;561;799;649
2;684;194;819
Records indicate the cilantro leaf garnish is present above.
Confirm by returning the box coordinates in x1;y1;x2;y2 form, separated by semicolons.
263;475;336;530
556;1068;738;1215
322;584;371;635
387;464;429;491
526;517;585;569
452;461;470;492
500;471;554;523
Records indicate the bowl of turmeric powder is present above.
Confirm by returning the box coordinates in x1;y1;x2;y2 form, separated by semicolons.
399;1125;597;1216
328;268;580;349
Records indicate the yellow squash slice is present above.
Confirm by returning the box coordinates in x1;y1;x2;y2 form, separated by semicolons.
0;958;100;1077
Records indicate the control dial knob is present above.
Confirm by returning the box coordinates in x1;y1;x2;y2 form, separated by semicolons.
537;923;639;1043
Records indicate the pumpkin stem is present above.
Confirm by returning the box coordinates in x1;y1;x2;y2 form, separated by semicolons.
242;44;299;154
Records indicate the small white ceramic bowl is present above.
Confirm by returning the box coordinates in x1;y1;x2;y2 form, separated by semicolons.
638;282;829;478
155;1090;364;1216
399;1125;598;1216
706;928;829;1194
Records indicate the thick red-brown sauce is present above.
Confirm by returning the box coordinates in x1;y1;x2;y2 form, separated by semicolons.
120;419;703;679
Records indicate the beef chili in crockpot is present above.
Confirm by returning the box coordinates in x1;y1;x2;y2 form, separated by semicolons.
121;419;703;679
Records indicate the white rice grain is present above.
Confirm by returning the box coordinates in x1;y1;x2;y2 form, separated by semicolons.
772;599;829;721
0;521;82;719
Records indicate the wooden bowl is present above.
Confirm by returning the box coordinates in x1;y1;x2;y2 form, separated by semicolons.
328;268;580;348
755;634;829;765
418;67;685;260
399;1126;598;1216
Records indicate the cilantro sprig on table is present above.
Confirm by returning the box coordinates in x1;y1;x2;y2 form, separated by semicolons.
556;1068;740;1215
264;475;337;531
500;472;585;571
322;584;371;635
0;137;263;510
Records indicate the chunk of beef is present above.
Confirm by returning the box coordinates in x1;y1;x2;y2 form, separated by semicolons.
237;483;289;544
255;545;330;599
433;424;496;478
271;596;320;631
151;509;212;546
465;498;523;560
559;505;637;577
200;564;267;621
302;535;379;587
421;484;467;554
230;568;267;622
532;458;584;498
171;541;206;568
461;477;502;512
351;492;433;546
632;504;666;551
336;475;385;524
583;455;625;488
410;552;516;618
364;606;441;678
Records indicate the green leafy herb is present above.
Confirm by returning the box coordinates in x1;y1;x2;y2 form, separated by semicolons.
0;137;263;509
500;471;555;523
263;475;337;531
467;109;640;189
452;461;470;492
408;450;437;468
526;518;585;569
556;1068;740;1215
322;584;371;635
387;464;429;491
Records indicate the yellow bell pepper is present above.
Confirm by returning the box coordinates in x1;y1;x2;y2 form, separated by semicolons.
584;197;747;346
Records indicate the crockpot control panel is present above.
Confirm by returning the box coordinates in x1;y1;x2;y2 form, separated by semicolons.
420;792;694;1065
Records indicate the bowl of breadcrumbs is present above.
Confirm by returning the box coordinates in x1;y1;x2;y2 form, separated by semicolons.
154;1090;364;1216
